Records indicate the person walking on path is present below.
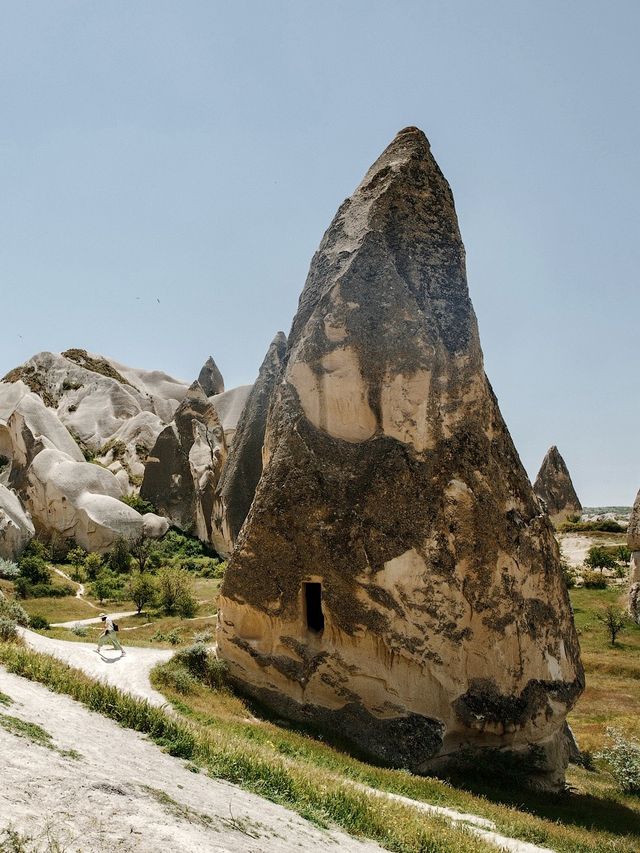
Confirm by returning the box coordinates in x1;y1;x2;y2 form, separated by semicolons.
97;613;125;655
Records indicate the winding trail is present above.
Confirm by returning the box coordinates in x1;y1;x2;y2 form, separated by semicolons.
20;628;172;707
15;628;557;853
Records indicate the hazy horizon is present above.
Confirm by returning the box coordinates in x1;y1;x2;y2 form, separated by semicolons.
2;2;639;506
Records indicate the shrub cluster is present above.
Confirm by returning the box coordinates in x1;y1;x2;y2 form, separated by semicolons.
597;728;640;794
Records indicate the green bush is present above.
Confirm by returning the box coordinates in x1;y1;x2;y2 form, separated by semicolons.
72;623;89;637
155;662;196;694
175;642;228;689
0;594;29;626
29;615;50;630
0;618;17;642
155;529;209;559
597;728;640;794
23;582;75;599
17;555;50;585
0;558;19;580
582;570;607;589
90;568;123;604
120;493;156;515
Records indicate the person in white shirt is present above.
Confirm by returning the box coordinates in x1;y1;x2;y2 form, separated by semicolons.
97;613;124;654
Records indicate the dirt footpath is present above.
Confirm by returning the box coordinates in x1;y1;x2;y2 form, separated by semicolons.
0;667;383;853
20;628;173;707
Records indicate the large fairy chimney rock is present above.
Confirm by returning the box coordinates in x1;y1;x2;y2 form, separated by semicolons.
140;382;227;553
627;490;640;624
533;446;582;524
216;333;288;553
217;127;583;788
198;356;225;397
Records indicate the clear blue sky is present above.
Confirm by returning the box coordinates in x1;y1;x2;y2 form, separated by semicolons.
1;1;638;505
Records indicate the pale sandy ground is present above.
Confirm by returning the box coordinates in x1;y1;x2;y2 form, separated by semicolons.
557;534;596;568
557;532;626;570
8;630;557;853
0;668;384;853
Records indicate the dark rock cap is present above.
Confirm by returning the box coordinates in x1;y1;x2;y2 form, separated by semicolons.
533;446;582;522
198;356;224;397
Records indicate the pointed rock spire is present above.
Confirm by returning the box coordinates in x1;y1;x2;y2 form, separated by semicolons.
217;332;288;552
217;128;583;787
533;446;582;523
198;356;224;397
140;380;227;551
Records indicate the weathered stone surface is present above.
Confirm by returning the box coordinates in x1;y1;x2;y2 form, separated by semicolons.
0;483;34;559
26;448;143;552
218;127;583;788
0;380;148;552
533;446;582;524
210;385;253;446
142;512;170;540
198;356;225;397
3;350;189;491
140;382;227;553
627;489;640;623
217;333;287;552
0;381;85;493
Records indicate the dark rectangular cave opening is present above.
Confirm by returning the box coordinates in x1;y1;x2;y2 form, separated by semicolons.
304;582;324;634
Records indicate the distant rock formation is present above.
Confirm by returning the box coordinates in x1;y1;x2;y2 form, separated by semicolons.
198;356;225;397
0;483;34;559
217;333;287;553
217;127;583;788
533;446;582;524
3;349;190;492
140;382;228;553
628;490;640;624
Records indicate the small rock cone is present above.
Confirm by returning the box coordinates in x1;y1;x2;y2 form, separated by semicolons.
533;446;582;524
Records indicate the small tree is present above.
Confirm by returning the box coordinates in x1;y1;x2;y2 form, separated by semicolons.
68;547;87;569
584;546;617;573
107;538;131;574
130;536;154;573
91;569;120;604
615;545;631;565
157;567;197;617
596;605;627;646
83;552;104;580
128;571;156;614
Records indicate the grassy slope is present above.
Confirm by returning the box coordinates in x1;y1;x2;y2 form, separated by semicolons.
567;586;640;752
0;643;494;853
148;655;640;853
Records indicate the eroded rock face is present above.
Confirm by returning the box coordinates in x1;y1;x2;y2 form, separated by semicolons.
140;382;227;553
627;490;640;624
198;356;225;397
0;381;149;552
3;350;190;491
533;446;582;524
0;483;34;559
210;385;253;447
26;448;144;552
217;333;287;552
218;127;583;788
